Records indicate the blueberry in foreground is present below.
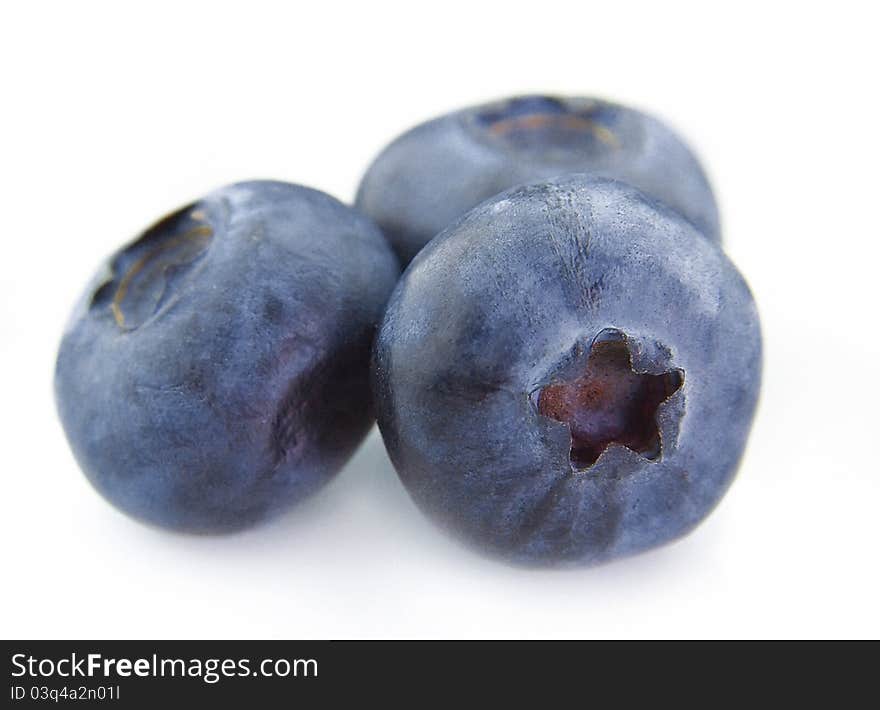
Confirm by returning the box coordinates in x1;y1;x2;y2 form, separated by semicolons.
55;180;399;532
357;94;720;265
372;176;761;566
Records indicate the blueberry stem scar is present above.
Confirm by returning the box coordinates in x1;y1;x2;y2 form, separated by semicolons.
111;223;213;328
488;113;619;147
538;337;683;470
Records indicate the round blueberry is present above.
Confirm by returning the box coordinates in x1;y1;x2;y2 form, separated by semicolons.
55;180;399;532
372;176;760;566
357;94;721;265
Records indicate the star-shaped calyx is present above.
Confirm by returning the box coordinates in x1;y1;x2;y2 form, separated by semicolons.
537;335;683;470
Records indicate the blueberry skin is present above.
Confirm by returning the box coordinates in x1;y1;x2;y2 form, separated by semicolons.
55;180;399;532
357;95;720;265
372;176;760;566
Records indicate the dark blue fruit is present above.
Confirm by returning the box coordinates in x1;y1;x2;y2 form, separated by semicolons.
357;94;720;264
372;176;760;566
55;180;399;532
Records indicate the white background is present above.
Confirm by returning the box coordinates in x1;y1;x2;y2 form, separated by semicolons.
2;1;878;639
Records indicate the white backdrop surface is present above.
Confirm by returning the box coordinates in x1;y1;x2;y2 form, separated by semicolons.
1;1;877;639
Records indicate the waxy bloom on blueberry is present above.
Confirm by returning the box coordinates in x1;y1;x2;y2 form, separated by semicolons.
357;95;720;264
372;176;760;566
55;181;399;532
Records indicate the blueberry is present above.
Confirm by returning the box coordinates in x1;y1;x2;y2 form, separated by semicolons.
357;95;721;265
55;180;399;532
372;176;760;566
